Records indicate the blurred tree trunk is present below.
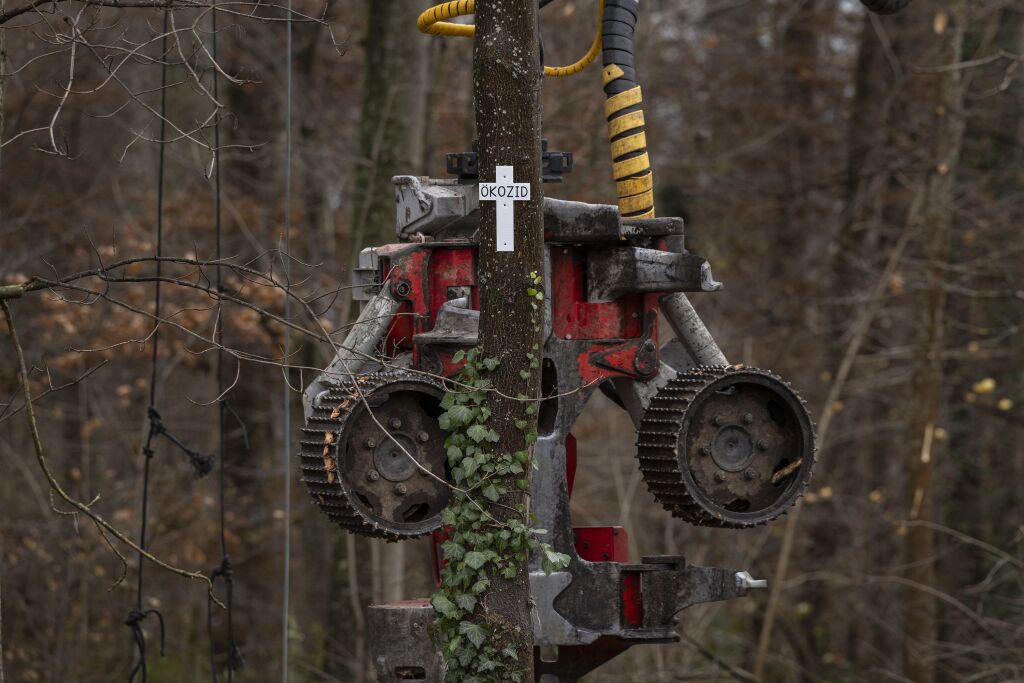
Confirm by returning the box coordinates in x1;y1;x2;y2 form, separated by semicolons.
1;0;6;215
294;17;326;263
350;0;431;253
0;541;4;683
325;3;433;678
837;9;901;668
903;4;966;682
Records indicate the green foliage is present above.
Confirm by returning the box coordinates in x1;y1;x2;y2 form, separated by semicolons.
431;341;570;682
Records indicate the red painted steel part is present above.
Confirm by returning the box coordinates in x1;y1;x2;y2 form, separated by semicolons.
573;526;629;563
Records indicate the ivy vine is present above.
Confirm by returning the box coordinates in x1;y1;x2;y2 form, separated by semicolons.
430;272;569;682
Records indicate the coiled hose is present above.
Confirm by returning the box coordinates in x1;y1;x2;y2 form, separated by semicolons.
417;0;909;219
600;0;654;218
417;0;604;78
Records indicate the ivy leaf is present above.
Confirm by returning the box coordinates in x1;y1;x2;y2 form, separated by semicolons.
455;593;477;613
431;593;462;619
471;578;490;594
542;547;572;574
482;483;501;502
467;424;495;443
502;645;518;661
441;540;466;561
509;462;524;474
447;445;463;462
452;350;466;363
478;655;501;672
464;551;489;570
457;648;476;669
447;404;474;426
462;457;479;478
519;369;530;380
458;621;489;648
482;357;500;371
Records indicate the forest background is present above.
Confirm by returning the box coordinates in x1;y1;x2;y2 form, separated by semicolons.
0;0;1022;681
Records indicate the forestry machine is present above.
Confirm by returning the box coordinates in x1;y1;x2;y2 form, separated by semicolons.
299;0;911;680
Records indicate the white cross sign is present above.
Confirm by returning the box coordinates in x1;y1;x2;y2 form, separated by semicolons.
478;165;531;252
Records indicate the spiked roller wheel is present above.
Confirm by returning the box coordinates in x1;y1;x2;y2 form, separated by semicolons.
300;370;451;539
637;366;816;528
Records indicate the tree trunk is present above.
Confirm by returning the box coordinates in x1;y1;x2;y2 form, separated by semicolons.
0;536;5;683
350;0;429;254
1;0;6;215
903;3;966;681
473;0;545;676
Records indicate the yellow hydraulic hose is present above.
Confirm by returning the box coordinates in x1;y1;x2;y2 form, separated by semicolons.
418;0;654;218
600;1;655;218
416;0;604;78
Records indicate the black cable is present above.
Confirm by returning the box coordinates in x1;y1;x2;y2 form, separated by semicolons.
127;8;214;679
126;8;171;679
207;1;243;678
125;609;165;683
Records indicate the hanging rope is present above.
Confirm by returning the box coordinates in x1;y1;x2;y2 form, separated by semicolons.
207;0;244;677
127;8;214;681
279;0;294;678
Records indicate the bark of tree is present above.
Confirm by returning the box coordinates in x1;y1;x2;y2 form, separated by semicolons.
472;0;545;675
0;536;4;683
903;3;966;681
1;0;6;221
350;0;430;253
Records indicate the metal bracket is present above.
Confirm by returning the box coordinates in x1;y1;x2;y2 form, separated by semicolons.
530;572;601;646
586;247;720;302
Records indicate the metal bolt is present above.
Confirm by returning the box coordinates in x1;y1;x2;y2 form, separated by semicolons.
744;468;757;480
713;415;726;427
366;470;380;482
417;430;430;443
389;417;402;430
699;446;711;457
757;440;769;451
714;472;726;483
743;413;754;425
395;483;408;495
365;438;376;449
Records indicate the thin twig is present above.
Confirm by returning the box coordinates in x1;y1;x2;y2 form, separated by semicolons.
1;298;222;605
